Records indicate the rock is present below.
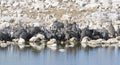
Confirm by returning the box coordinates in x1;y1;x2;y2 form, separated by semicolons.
33;1;45;10
18;44;25;49
69;37;77;42
58;49;66;52
88;40;100;48
96;38;105;42
0;22;10;30
116;36;120;40
13;2;20;7
68;37;78;47
69;37;77;43
109;44;118;47
75;0;87;8
18;38;25;44
61;14;71;21
29;36;41;42
18;38;25;49
0;43;8;48
29;34;45;42
29;36;38;42
107;38;118;44
105;23;116;37
29;42;45;50
47;38;57;45
36;33;45;40
81;36;91;48
40;39;46;45
63;0;68;2
47;44;57;51
47;38;57;50
81;36;91;43
32;22;40;27
45;0;59;7
101;43;110;47
84;3;100;9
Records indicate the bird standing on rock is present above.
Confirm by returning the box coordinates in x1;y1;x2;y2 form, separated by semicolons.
117;26;120;36
0;27;12;43
101;27;109;40
106;23;115;38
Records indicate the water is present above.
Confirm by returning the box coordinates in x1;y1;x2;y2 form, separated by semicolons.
0;46;120;65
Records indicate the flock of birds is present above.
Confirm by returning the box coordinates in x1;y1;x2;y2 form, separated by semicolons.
0;20;120;45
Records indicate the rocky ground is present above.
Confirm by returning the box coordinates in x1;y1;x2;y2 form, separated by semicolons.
1;0;120;51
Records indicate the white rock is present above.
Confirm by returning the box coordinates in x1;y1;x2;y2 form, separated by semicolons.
61;14;71;21
75;1;87;7
17;9;23;14
29;42;45;50
36;33;45;40
81;36;91;43
63;0;68;2
0;43;8;48
33;22;40;27
0;22;10;29
110;44;118;47
29;34;45;42
85;3;100;9
12;39;19;42
69;37;77;42
18;44;25;49
13;2;20;7
114;20;120;25
96;38;105;42
47;44;57;51
81;37;91;48
45;0;59;7
116;36;120;40
88;40;101;47
33;1;45;10
66;44;75;48
2;11;8;15
107;38;118;44
69;37;78;47
48;46;57;51
18;38;25;44
88;40;99;45
47;38;57;45
81;43;87;48
29;36;37;42
59;49;65;52
1;1;7;6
